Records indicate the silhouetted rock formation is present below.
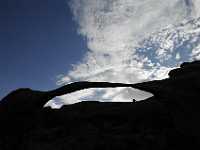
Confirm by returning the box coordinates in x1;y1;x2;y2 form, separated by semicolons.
1;61;200;150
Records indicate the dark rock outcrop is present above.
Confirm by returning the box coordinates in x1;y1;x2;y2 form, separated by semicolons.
1;61;200;150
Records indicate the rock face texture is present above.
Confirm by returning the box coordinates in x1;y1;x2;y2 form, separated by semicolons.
1;61;200;150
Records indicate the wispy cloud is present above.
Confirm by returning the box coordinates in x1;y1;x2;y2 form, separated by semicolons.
55;0;200;105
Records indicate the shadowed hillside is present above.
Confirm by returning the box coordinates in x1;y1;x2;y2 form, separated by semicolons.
1;61;200;150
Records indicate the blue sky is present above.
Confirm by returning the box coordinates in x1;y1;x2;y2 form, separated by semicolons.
0;0;87;98
1;0;200;104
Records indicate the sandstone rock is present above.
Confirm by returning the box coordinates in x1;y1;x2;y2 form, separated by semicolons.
1;61;200;149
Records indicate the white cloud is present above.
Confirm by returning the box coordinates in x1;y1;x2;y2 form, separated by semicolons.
55;0;200;105
176;53;181;60
191;0;200;18
191;43;200;59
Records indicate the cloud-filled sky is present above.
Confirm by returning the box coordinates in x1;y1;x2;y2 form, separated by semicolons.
55;0;200;105
1;0;200;107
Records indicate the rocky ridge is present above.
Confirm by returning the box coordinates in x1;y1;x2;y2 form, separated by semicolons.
1;61;200;149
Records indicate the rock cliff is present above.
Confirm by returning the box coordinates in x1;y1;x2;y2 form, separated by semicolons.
1;61;200;150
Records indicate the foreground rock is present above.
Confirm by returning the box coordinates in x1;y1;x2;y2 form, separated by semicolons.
1;61;200;150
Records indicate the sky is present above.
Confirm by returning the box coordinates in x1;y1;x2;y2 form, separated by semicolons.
56;0;200;105
1;0;200;106
0;0;87;99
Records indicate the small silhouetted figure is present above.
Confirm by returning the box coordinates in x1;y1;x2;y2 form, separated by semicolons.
132;99;136;103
